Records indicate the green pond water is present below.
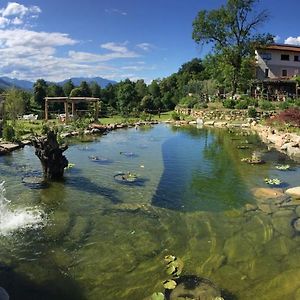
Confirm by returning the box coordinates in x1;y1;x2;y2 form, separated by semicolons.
0;124;300;300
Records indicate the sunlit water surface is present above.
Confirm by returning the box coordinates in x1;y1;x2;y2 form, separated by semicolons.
0;124;300;300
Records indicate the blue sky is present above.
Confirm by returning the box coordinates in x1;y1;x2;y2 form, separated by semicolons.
0;0;299;83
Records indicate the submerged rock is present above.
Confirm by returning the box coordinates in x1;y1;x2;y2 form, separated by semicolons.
164;275;222;300
292;218;300;232
285;187;300;199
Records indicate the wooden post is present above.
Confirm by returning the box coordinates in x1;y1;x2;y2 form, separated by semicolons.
64;100;69;123
45;98;48;121
95;100;99;120
71;101;75;118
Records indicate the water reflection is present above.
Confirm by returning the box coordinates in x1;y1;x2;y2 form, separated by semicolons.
152;126;255;211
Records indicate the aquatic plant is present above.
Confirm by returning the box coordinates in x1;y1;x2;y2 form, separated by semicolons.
114;172;138;183
264;178;282;185
275;164;290;171
65;163;75;169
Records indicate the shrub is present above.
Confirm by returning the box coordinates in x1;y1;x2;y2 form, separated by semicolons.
193;102;208;109
295;99;300;107
41;123;50;135
259;100;275;110
278;101;292;110
171;111;181;121
248;107;257;118
2;123;15;141
179;96;198;108
223;99;236;109
235;100;248;109
246;98;258;107
270;108;300;127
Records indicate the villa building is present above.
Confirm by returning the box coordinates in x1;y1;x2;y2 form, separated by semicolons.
254;44;300;99
256;44;300;80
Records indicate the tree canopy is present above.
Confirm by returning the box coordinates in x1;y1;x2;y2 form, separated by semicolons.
192;0;273;94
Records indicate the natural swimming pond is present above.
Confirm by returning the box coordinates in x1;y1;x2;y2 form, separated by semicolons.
0;124;300;300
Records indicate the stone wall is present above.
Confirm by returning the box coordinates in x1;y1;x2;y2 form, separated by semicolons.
176;108;276;122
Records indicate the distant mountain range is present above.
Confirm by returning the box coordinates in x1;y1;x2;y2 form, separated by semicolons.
0;76;116;90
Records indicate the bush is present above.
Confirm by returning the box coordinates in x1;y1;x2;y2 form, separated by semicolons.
235;100;248;109
248;107;257;118
193;102;208;109
259;100;275;110
2;123;15;141
223;99;236;109
246;98;258;107
179;96;198;108
41;123;50;135
278;101;292;110
269;108;300;127
294;99;300;107
171;111;181;121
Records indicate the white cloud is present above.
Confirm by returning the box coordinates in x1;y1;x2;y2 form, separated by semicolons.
101;42;130;53
105;8;127;16
1;2;41;17
68;42;139;63
0;16;9;28
0;2;41;29
274;35;280;43
0;29;77;47
11;16;22;25
285;36;300;45
0;4;152;82
0;29;142;81
136;43;153;51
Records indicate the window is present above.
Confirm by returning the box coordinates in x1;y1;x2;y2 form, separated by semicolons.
295;55;299;62
265;68;269;78
261;52;272;60
281;54;290;61
282;69;287;77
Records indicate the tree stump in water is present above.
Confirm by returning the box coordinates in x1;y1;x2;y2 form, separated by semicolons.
32;131;68;180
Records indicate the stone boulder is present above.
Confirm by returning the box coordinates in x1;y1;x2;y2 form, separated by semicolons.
285;187;300;199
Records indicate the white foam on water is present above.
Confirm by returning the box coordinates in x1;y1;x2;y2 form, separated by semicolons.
0;181;45;236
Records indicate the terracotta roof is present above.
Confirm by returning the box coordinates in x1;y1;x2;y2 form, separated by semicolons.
259;44;300;53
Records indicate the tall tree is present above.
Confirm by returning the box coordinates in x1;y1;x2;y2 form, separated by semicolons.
89;81;101;98
33;79;48;109
47;84;64;97
192;0;273;94
4;88;24;121
116;79;138;115
79;81;91;97
135;79;148;100
63;79;74;97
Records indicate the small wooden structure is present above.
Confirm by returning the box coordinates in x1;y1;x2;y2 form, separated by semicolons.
44;97;100;122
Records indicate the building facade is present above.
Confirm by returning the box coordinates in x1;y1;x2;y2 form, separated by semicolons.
256;44;300;80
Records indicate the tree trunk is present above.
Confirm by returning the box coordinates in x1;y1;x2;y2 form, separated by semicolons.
32;131;68;180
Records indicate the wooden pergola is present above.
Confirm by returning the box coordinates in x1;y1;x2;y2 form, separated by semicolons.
44;97;100;122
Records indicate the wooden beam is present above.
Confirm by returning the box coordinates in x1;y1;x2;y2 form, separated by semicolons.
45;99;49;121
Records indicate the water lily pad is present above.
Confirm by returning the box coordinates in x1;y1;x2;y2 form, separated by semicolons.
149;292;165;300
275;164;290;171
264;178;282;185
65;163;75;169
163;279;177;290
166;264;176;275
164;255;176;263
114;172;138;183
166;258;184;277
